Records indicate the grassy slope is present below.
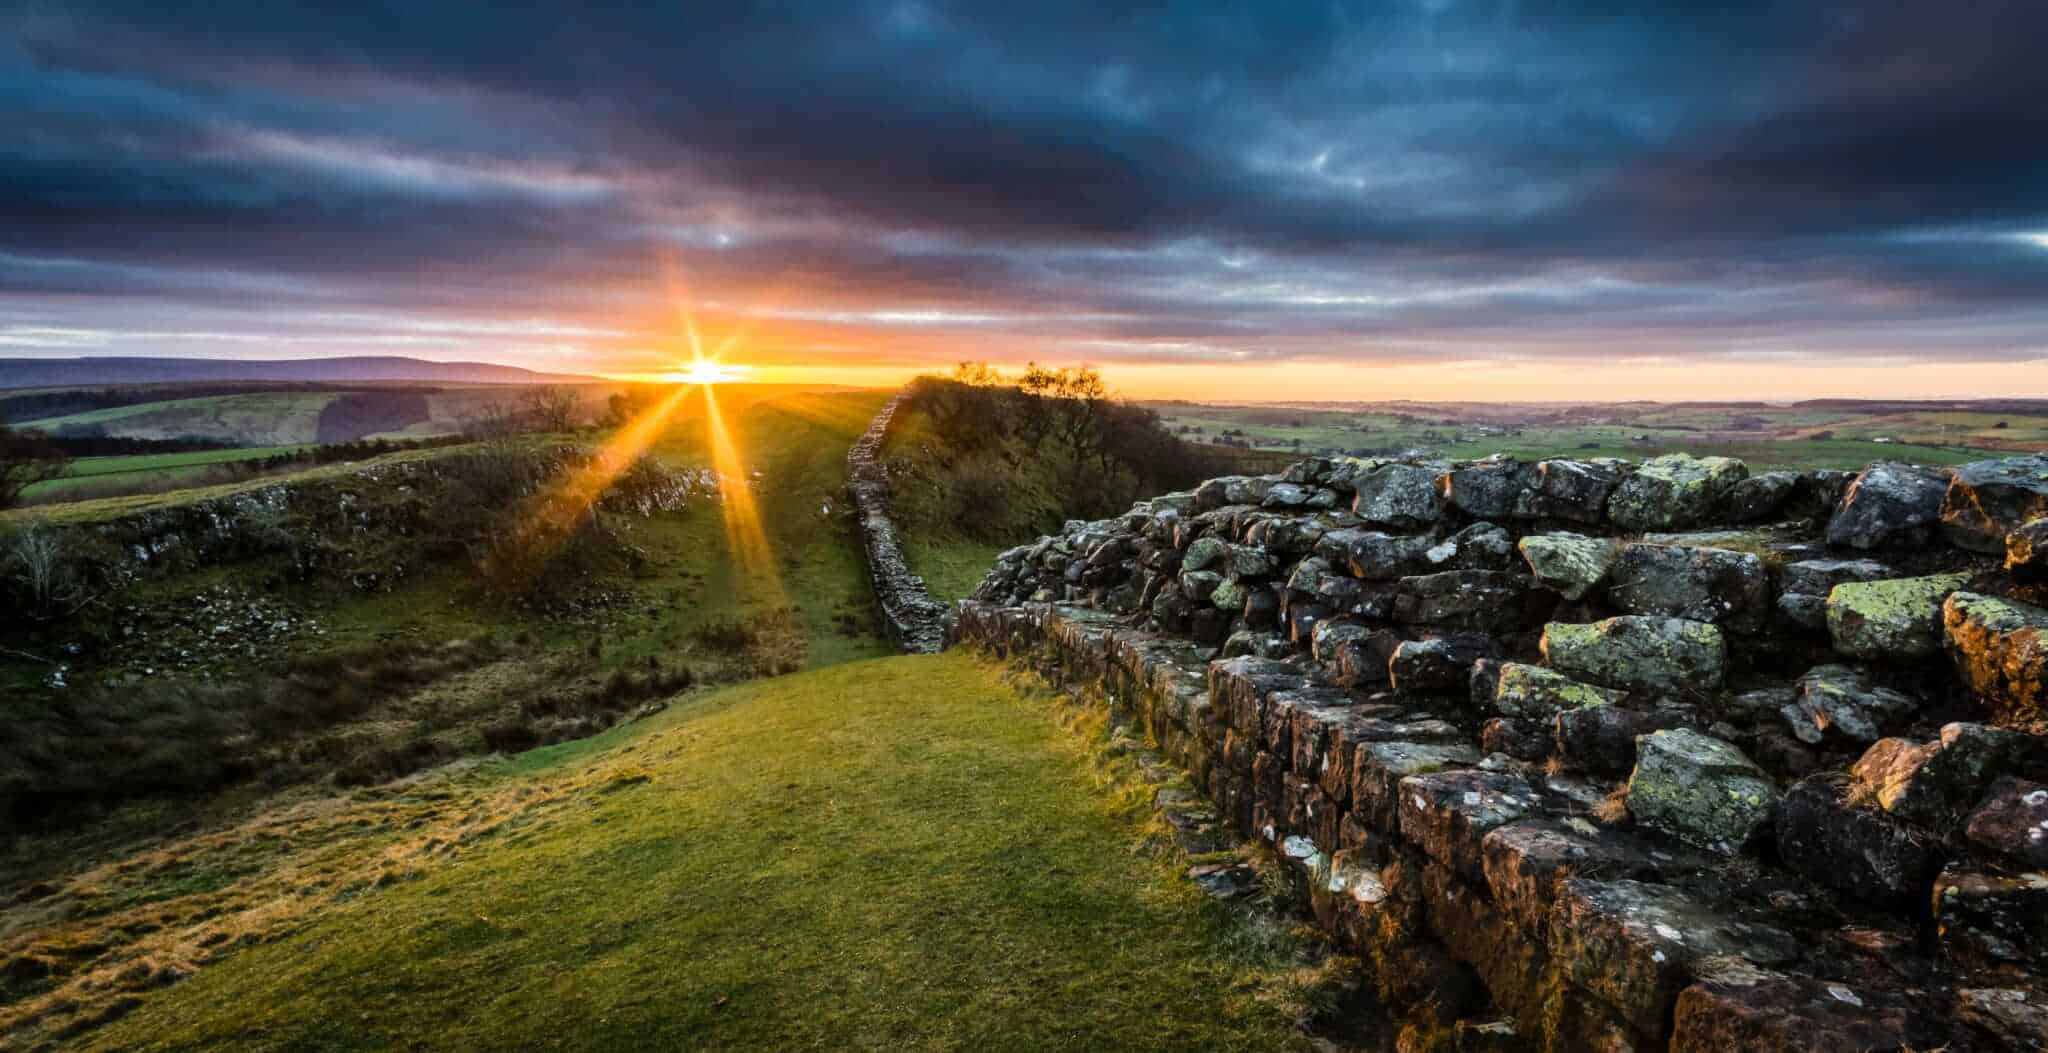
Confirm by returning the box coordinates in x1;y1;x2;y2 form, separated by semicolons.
82;654;1311;1053
877;405;1070;603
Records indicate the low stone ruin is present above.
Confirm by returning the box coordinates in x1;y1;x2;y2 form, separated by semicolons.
847;393;952;653
954;451;2048;1051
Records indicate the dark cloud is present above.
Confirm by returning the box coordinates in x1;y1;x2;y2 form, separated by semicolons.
1;1;2045;373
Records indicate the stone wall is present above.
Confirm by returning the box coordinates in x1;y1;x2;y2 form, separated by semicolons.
847;393;951;653
953;451;2048;1051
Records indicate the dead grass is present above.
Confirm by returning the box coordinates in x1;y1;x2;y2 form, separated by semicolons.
1591;784;1632;825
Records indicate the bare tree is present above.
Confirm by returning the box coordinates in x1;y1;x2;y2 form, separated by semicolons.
5;520;88;617
0;413;70;509
518;385;580;432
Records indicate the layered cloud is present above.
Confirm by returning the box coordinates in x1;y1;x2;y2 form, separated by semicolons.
3;2;2045;391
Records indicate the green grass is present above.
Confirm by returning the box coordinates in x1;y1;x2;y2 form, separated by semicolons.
24;393;341;445
81;654;1314;1053
21;445;312;499
902;535;1010;602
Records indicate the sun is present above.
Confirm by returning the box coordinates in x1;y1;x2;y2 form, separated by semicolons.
673;359;746;385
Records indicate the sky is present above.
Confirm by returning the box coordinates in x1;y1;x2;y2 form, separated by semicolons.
4;1;2047;400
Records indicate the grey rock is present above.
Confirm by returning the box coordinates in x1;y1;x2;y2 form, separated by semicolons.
1626;728;1779;854
1439;457;1537;519
1351;463;1443;530
1940;454;2048;553
1826;462;1949;549
1607;453;1749;531
1781;664;1919;746
1542;615;1728;694
1936;865;2048;968
1390;570;1536;634
2009;518;2048;580
1724;471;1798;523
1389;634;1502;694
1774;558;1890;630
1518;459;1622;523
1518;532;1621;601
1776;775;1946;912
1606;543;1770;631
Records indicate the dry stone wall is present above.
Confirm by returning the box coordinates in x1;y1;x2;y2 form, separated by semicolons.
954;451;2048;1052
847;393;951;653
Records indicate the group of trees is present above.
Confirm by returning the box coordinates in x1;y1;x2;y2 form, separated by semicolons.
906;361;1269;525
0;413;69;510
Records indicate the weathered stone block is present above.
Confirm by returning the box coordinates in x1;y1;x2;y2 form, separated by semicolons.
1548;879;1796;1042
1542;615;1727;694
1723;470;1798;523
1775;776;1946;912
1486;661;1626;718
1943;591;2048;729
1935;864;2048;969
1826;572;1970;660
1849;722;2032;828
1389;634;1501;694
1826;462;1949;549
1940;453;2048;554
1480;819;1663;934
1553;704;1688;775
1516;531;1620;602
1673;959;1955;1053
1439;458;1538;519
1607;453;1748;532
1626;729;1778;854
1397;769;1548;880
1781;663;1920;746
1391;570;1539;634
1966;776;2048;869
1353;463;1444;530
1351;740;1483;834
1606;543;1771;632
1519;459;1622;523
1774;557;1890;630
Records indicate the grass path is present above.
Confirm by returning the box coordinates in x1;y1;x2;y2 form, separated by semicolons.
84;654;1314;1052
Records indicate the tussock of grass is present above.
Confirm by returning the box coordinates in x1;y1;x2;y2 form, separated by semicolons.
52;654;1321;1052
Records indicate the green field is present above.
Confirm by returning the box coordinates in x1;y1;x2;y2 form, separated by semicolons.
1153;401;2044;470
17;654;1323;1053
21;445;312;501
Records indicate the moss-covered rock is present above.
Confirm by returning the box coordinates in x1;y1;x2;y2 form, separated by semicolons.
1942;591;2048;729
1517;532;1620;601
1626;729;1778;854
1542;616;1727;694
1606;453;1748;532
1825;573;1971;660
1485;661;1626;718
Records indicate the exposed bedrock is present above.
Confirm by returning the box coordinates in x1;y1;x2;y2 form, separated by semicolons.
957;450;2048;1051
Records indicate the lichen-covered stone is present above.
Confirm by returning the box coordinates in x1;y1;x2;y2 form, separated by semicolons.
1605;543;1771;631
1626;729;1778;853
1397;768;1547;880
1935;864;2048;969
1825;572;1970;660
1541;616;1727;694
1776;776;1946;911
1485;661;1627;718
1942;591;2048;729
1350;740;1483;833
1966;777;2048;869
1956;988;2048;1051
1774;557;1890;630
1849;722;2032;828
1939;453;2048;553
1351;463;1443;530
1781;664;1919;746
1516;532;1620;601
1607;453;1749;532
1826;461;1949;549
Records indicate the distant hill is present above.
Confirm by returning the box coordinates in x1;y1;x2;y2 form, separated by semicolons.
0;356;599;390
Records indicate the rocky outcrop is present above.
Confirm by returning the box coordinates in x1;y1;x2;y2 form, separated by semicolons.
954;449;2048;1051
847;394;951;653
